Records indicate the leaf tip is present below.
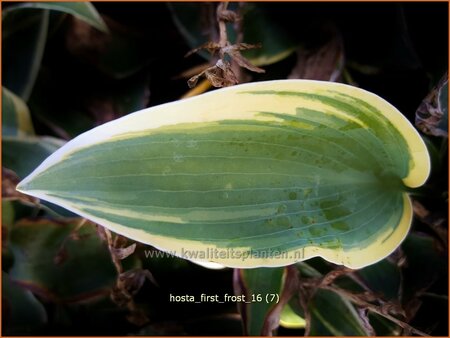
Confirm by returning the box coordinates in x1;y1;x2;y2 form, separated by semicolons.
15;173;38;196
15;179;29;194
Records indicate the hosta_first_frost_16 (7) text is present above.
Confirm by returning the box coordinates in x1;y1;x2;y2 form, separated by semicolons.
16;80;430;269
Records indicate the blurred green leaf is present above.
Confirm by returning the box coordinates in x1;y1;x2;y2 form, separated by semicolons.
52;296;134;335
279;302;306;329
294;261;373;335
3;2;108;33
401;232;446;300
2;201;16;272
2;9;49;100
9;220;117;302
2;87;35;137
2;200;15;229
235;267;285;335
237;3;297;66
167;2;214;61
285;286;371;335
168;3;296;66
296;260;323;278
422;136;444;177
357;259;401;301
369;313;401;336
309;289;369;336
2;136;64;179
2;272;48;335
235;266;299;335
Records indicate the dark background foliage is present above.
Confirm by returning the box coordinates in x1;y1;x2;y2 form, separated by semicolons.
2;2;448;336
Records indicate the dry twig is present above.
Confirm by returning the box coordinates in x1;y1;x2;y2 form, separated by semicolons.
186;2;264;88
99;227;157;326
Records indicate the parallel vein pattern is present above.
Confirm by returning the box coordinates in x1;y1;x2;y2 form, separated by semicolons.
17;80;430;268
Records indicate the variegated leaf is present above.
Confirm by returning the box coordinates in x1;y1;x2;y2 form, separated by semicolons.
17;80;430;269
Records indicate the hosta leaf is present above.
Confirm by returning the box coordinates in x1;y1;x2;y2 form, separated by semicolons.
3;136;64;179
2;200;15;229
8;220;119;301
3;2;108;33
2;87;35;137
309;289;369;336
2;272;48;335
282;286;371;335
2;8;49;100
234;266;298;335
357;259;401;300
235;267;284;335
401;233;446;301
234;3;298;66
17;80;430;269
279;302;306;329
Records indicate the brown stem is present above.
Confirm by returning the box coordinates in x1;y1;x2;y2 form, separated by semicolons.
297;272;313;336
104;227;123;274
102;227;149;325
231;2;245;82
186;1;261;88
318;266;354;287
217;2;229;57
